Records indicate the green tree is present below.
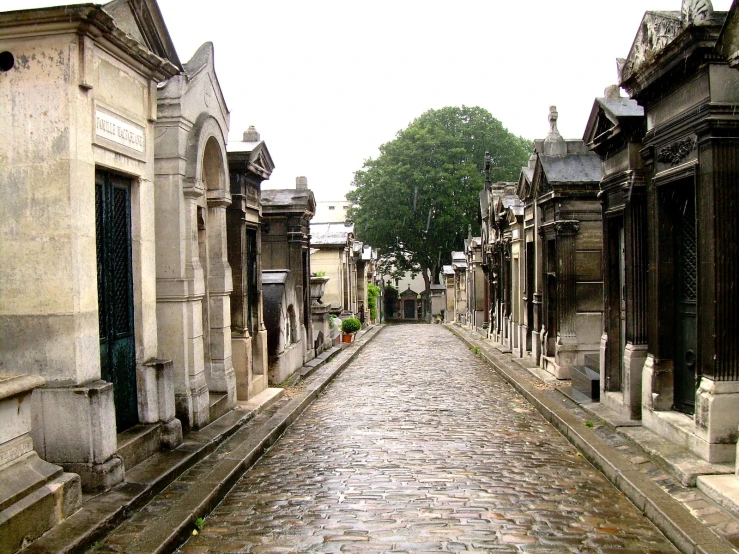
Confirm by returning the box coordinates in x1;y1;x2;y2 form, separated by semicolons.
348;106;530;307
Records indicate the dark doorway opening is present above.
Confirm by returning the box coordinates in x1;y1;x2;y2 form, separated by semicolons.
96;169;137;431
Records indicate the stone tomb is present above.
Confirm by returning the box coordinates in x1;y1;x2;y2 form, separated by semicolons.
0;373;80;553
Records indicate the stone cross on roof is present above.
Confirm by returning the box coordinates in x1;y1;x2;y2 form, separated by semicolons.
547;106;561;141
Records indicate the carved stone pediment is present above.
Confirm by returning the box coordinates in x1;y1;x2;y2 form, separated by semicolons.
621;12;682;83
620;1;715;84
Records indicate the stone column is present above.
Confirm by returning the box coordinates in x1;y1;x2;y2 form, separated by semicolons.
205;191;236;408
624;178;648;419
555;221;580;377
693;138;739;463
532;205;544;364
226;194;252;401
184;194;210;429
253;226;269;384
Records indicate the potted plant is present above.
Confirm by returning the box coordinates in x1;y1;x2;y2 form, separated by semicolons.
340;317;361;343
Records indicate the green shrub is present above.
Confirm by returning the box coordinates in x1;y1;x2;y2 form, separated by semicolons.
367;283;380;321
341;317;361;334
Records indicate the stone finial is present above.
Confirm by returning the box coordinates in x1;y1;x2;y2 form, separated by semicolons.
296;176;308;190
604;85;621;100
543;106;566;156
682;0;713;26
528;153;537;169
243;125;260;142
547;106;562;139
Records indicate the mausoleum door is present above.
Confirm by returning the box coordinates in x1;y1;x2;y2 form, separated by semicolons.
404;300;415;319
674;188;697;415
95;170;138;431
619;226;626;374
545;239;557;356
546;273;557;356
526;241;535;353
246;229;258;336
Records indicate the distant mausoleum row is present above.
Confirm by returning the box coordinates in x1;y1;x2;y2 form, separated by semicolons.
447;0;739;513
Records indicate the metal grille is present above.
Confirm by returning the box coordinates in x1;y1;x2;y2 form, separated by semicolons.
111;187;131;336
96;184;106;338
678;197;697;302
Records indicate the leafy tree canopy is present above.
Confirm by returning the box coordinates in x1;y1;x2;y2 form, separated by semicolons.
348;105;530;294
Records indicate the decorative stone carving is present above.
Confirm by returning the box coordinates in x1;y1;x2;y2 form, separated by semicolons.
682;0;713;26
657;137;696;165
555;221;580;236
621;12;682;83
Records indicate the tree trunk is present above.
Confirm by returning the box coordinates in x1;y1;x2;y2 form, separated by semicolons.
422;267;432;322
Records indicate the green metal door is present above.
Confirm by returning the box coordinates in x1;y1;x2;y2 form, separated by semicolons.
96;170;138;431
674;190;697;415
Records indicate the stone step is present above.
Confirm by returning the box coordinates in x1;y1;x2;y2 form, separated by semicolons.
237;387;284;413
19;388;284;554
299;346;341;379
208;392;229;423
115;423;163;472
571;364;600;401
583;353;600;371
1;471;80;554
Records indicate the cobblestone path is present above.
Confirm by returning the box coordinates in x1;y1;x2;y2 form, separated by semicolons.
180;324;677;553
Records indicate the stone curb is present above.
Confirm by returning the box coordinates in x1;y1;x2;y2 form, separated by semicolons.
447;324;736;554
151;324;385;554
20;325;384;554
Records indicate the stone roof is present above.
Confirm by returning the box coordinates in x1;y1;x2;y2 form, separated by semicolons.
597;97;644;119
227;140;262;153
261;189;315;214
539;155;601;184
442;265;454;275
311;222;354;246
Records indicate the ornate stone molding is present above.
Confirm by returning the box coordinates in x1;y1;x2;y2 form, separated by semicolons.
183;178;205;199
538;220;580;238
682;0;713;26
555;221;580;236
657;137;696;166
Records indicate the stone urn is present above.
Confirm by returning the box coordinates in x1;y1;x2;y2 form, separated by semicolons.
310;275;330;305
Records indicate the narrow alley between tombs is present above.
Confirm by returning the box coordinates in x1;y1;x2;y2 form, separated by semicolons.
176;324;676;553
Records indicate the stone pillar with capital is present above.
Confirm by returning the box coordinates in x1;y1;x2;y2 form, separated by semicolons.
205;189;236;408
555;220;580;376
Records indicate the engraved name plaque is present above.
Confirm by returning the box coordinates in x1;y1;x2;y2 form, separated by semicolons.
95;109;145;153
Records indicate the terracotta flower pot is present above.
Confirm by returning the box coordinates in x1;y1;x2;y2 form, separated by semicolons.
342;333;353;343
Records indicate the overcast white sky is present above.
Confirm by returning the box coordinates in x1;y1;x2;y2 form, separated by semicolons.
3;0;733;199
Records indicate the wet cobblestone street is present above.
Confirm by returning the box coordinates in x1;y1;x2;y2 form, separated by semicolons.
180;324;678;553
